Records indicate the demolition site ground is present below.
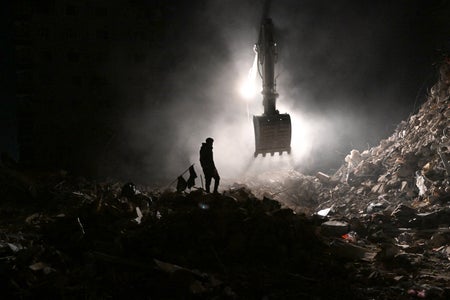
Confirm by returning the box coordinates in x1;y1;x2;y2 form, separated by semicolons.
0;62;449;299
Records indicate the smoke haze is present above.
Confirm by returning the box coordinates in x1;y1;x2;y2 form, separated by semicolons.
100;0;449;185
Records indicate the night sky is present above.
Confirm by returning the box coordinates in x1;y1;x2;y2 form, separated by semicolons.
1;1;15;159
2;0;450;184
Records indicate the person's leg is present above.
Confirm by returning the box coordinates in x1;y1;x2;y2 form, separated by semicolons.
205;174;212;193
213;173;220;193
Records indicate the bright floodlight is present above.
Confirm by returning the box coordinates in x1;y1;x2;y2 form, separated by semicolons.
239;53;258;100
240;78;257;99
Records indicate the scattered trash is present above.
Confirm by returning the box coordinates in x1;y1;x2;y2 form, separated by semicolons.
77;217;85;235
317;207;332;217
367;202;387;213
342;231;358;243
134;206;143;224
416;173;428;196
7;243;22;253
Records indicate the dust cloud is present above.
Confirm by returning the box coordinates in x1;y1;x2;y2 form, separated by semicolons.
112;0;448;184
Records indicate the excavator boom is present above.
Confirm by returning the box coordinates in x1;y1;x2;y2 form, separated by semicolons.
253;1;292;157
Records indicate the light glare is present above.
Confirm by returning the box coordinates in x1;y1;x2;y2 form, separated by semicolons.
239;53;258;100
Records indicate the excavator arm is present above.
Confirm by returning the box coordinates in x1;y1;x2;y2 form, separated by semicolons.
253;1;292;157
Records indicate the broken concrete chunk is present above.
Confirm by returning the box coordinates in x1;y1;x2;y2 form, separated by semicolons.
316;172;330;183
367;202;387;213
329;239;374;261
371;183;385;194
377;174;390;183
375;243;401;261
415;209;450;228
400;181;409;192
345;149;363;168
391;204;417;226
428;231;450;248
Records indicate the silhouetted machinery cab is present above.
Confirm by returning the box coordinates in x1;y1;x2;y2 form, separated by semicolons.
253;13;292;157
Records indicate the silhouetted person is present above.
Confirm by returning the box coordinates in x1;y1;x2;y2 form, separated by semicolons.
199;137;220;193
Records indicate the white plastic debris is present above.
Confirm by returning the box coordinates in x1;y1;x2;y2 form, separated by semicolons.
317;207;332;217
367;202;386;213
134;206;143;224
7;243;22;252
415;173;428;196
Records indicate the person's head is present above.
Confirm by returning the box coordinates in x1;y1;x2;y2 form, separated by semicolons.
206;137;214;145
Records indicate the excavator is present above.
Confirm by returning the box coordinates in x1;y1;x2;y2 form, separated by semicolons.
253;0;292;157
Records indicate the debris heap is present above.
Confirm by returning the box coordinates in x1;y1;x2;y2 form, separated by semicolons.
311;60;450;299
237;61;449;218
231;60;450;299
0;171;361;299
0;61;449;299
317;60;449;216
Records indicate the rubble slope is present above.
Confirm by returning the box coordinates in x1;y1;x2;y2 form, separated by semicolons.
0;60;449;299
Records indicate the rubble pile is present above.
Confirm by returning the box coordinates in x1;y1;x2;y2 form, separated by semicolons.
231;61;450;298
231;170;321;214
310;59;450;299
0;168;366;299
232;61;449;216
310;61;450;298
1;62;449;299
316;60;449;215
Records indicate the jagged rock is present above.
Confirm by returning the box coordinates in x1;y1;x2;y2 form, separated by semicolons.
391;204;416;226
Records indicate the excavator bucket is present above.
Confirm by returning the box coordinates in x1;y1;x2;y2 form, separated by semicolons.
253;113;291;157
